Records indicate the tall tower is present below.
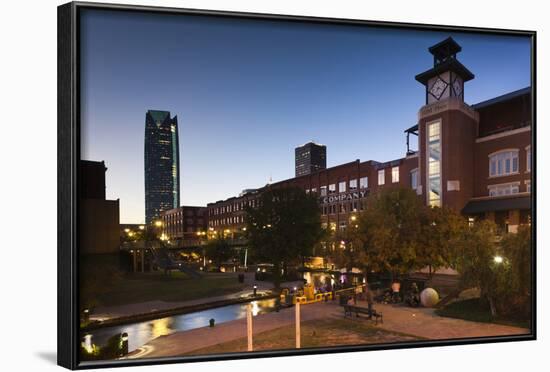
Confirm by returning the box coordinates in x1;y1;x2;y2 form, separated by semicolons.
415;37;479;212
295;142;327;177
144;110;180;224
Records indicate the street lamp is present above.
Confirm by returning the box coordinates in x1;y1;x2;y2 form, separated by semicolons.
154;220;163;228
494;255;504;264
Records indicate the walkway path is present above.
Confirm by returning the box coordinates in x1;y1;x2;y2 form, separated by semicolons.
127;299;529;359
372;301;529;339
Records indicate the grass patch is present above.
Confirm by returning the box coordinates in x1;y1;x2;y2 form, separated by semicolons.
186;318;422;355
80;255;247;307
435;298;530;329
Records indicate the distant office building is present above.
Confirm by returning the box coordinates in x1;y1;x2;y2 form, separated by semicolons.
79;160;120;255
144;110;180;224
295;142;327;177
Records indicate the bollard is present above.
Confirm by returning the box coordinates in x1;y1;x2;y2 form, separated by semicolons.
120;333;129;357
209;318;215;327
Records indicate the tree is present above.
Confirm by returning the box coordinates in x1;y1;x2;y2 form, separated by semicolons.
355;187;423;280
245;187;324;289
494;225;532;318
451;219;499;314
205;236;233;271
417;206;468;278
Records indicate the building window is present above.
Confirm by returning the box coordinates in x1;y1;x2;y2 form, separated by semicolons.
410;168;419;190
489;150;519;177
392;166;399;183
360;177;368;189
349;179;357;190
526;146;531;173
339;181;346;193
378;170;385;185
525;180;531;193
329;184;336;194
320;186;327;197
427;121;441;207
488;182;520;197
311;187;317;194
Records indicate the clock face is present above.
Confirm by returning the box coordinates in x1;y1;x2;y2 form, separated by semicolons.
452;79;463;97
429;78;448;100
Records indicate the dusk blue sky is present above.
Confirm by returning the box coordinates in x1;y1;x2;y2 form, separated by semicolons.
80;9;531;224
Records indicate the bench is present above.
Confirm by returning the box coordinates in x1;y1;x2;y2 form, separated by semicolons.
343;305;383;325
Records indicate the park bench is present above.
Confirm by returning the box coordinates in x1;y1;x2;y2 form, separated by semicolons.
343;305;383;325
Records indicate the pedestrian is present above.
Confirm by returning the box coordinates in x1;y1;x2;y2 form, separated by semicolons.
365;285;374;318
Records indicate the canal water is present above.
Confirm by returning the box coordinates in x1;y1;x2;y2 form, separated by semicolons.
84;298;277;352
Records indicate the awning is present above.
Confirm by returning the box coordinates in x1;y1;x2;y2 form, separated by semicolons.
462;196;531;215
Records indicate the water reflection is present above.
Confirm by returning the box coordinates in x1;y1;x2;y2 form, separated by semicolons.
86;298;276;352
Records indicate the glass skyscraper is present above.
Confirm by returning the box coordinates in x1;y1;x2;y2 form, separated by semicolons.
144;110;180;224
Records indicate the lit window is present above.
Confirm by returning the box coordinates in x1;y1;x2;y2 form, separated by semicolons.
427;121;441;207
488;182;520;197
360;177;368;189
320;186;327;197
329;184;336;194
411;168;419;190
339;181;346;193
392;166;399;183
311;187;317;194
378;170;385;185
489;150;519;177
349;179;357;190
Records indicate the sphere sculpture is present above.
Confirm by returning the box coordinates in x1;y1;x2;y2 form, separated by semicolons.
420;287;439;307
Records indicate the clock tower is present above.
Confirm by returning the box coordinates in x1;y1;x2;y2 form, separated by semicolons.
415;37;474;104
415;37;479;212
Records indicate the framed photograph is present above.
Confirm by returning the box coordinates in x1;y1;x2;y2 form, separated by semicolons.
58;1;536;369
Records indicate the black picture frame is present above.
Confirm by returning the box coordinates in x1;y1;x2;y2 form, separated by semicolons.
58;2;537;369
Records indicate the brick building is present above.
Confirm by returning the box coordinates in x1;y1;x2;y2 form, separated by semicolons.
160;206;208;243
79;160;120;255
205;37;532;237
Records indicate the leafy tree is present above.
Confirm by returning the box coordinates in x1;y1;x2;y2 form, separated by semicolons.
355;187;423;280
494;225;532;318
451;220;499;314
245;187;324;289
205;236;233;270
417;206;468;278
331;227;367;273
